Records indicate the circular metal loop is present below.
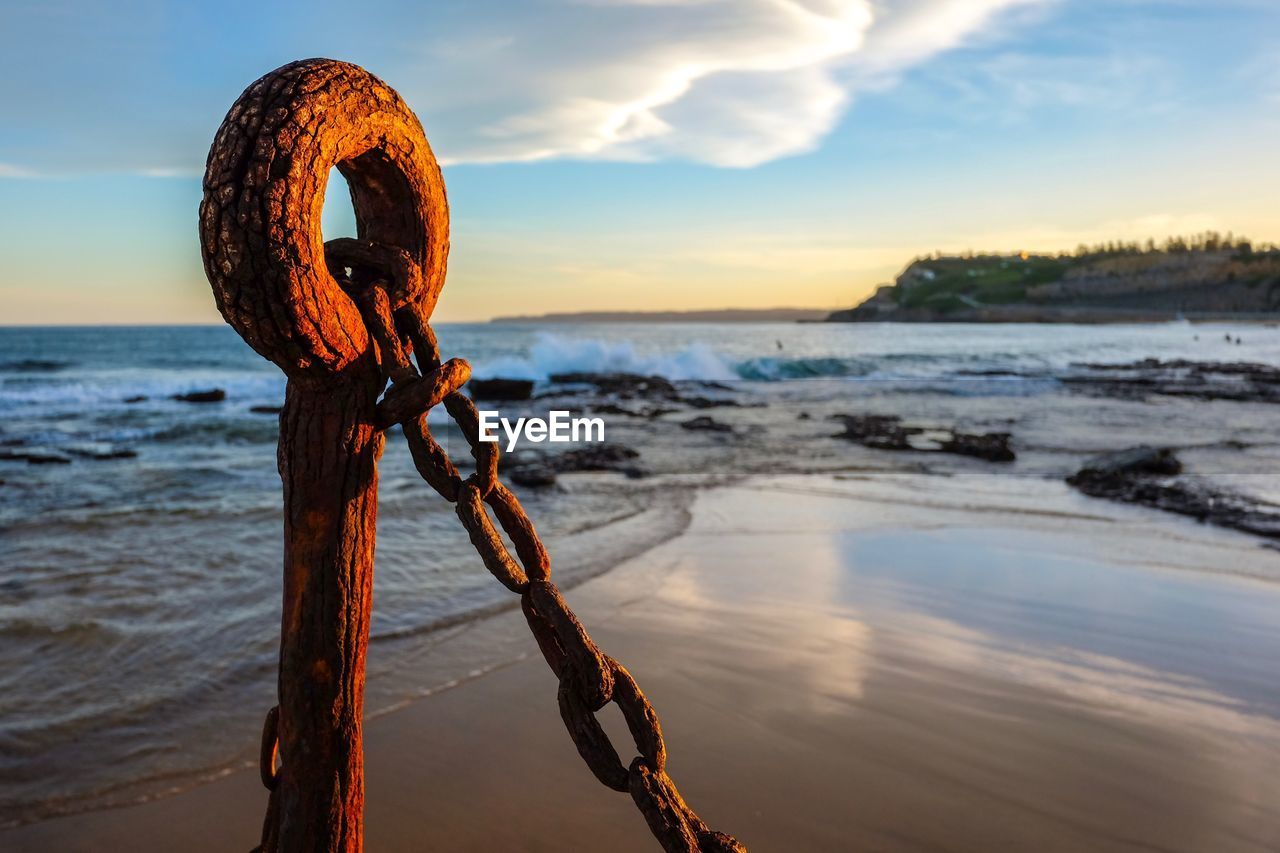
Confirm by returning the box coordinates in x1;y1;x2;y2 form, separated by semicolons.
200;58;448;379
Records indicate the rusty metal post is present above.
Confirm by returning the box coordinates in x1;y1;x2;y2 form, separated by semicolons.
198;58;449;852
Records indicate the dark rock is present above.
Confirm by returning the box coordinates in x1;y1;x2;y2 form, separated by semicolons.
680;396;742;410
508;443;645;485
831;415;918;451
250;405;283;414
469;377;535;401
510;463;558;488
831;414;1016;462
549;372;678;400
173;389;226;403
592;403;638;417
123;395;149;404
1064;360;1280;404
498;450;538;472
797;412;811;420
939;432;1015;463
1067;446;1280;539
592;403;676;418
1073;446;1182;479
681;415;734;433
555;442;640;471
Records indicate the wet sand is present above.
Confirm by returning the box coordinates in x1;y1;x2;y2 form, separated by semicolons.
6;474;1280;851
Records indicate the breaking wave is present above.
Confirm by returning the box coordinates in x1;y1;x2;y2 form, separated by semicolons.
473;333;740;382
472;333;886;383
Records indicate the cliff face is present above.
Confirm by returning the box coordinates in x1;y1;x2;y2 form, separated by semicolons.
829;250;1280;322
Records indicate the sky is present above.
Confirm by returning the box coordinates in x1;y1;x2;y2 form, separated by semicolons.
1;0;1277;324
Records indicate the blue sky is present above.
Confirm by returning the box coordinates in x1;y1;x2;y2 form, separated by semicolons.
2;0;1277;323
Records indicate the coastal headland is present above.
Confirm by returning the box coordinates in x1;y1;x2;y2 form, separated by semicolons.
829;234;1280;323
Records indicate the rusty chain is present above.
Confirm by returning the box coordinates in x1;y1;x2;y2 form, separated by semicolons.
255;244;743;852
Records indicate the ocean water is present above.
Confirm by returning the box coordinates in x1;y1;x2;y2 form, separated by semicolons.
2;320;1279;825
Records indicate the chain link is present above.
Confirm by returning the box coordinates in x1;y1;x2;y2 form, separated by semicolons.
319;242;745;853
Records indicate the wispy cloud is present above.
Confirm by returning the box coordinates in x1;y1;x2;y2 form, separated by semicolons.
411;0;1049;167
0;163;200;180
0;162;39;179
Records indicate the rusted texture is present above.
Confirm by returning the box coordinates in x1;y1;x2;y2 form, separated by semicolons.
559;679;630;791
401;308;442;371
199;57;448;379
397;315;746;852
527;580;614;709
351;283;415;385
200;58;447;853
203;58;740;853
324;238;422;310
485;482;551;580
443;392;500;494
455;481;530;593
629;760;702;853
402;417;462;501
521;591;570;676
258;376;383;853
373;358;470;429
699;832;749;853
259;705;280;790
611;662;667;772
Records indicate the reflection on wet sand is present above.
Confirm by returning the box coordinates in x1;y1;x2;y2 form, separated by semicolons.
604;476;1280;851
5;473;1279;852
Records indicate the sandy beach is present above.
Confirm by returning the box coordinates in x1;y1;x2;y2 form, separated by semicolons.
6;472;1278;852
6;1;1280;847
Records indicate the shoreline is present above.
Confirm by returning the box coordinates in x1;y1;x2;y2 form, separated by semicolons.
6;472;1280;851
826;312;1280;324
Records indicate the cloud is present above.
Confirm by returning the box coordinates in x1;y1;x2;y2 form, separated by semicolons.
407;0;1048;168
0;163;199;180
0;162;39;179
0;0;1050;175
137;167;203;179
846;0;1051;81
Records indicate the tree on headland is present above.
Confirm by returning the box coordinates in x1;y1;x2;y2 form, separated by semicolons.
915;233;1275;266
